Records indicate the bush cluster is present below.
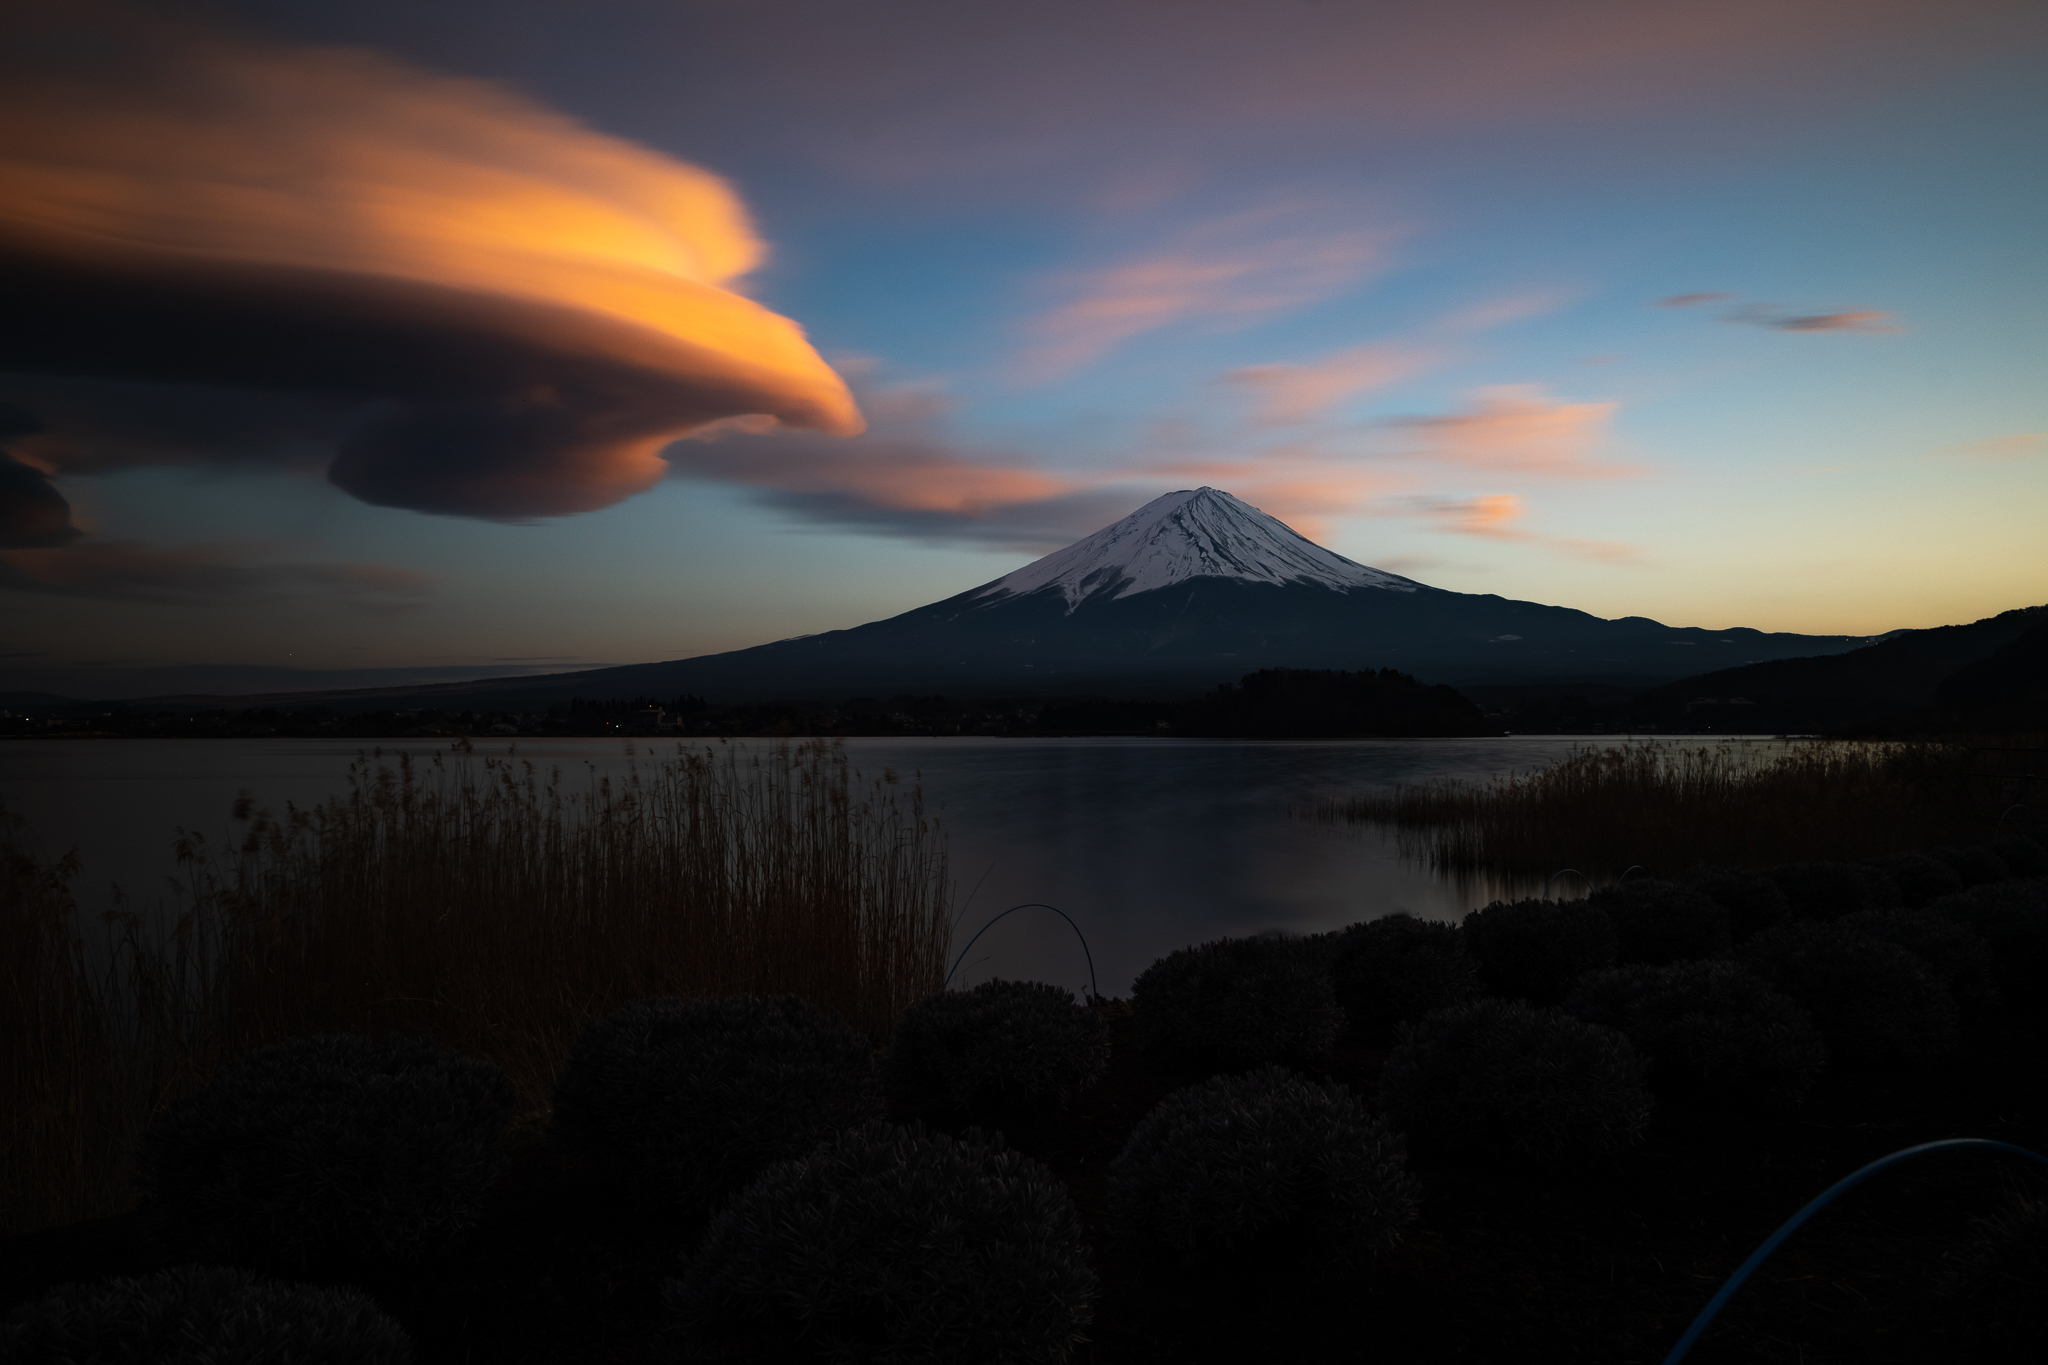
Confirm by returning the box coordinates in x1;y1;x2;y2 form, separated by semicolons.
1738;922;1958;1065
1326;914;1480;1029
1588;880;1731;966
669;1122;1094;1365
134;1033;512;1267
1842;908;2000;1021
1764;861;1902;921
1131;936;1343;1070
1932;878;2048;1012
1944;1192;2048;1358
1564;961;1827;1110
550;995;882;1221
0;1265;411;1364
1930;844;2011;887
1106;1065;1420;1279
1460;899;1617;1004
1989;835;2047;878
1868;852;1964;909
885;979;1109;1123
1682;866;1793;943
1378;999;1652;1162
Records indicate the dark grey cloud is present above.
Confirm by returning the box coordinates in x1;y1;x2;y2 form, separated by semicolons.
0;403;81;549
0;540;433;607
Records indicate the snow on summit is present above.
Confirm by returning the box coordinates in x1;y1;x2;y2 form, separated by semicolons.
974;488;1419;609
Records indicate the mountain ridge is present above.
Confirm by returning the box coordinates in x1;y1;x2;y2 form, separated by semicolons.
35;487;1903;713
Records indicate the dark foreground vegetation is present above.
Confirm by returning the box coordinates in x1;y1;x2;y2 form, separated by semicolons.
6;746;2048;1362
1;740;948;1234
1332;736;2044;873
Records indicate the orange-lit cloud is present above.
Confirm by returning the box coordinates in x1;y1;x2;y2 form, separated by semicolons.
1020;207;1399;378
1225;344;1444;426
1385;385;1633;478
0;541;434;606
1393;494;1641;564
0;10;857;522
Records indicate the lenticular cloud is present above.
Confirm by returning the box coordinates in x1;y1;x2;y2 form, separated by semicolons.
0;11;860;521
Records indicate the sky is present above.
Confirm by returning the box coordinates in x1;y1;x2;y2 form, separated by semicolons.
2;0;2044;696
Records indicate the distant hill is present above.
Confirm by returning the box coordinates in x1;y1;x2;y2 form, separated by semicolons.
1871;614;2048;734
1636;604;2047;733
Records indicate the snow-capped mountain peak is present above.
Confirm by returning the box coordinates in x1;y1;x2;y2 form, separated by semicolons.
972;487;1420;609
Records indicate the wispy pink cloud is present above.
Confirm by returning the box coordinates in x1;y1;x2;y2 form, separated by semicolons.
1727;304;1904;333
668;380;1133;549
1383;385;1634;479
1656;292;1732;308
1436;289;1574;333
1388;494;1642;564
1947;432;2047;460
1223;344;1444;426
1768;311;1902;334
1019;206;1401;379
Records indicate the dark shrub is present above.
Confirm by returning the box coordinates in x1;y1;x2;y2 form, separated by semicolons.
1738;923;1958;1065
134;1033;511;1267
1989;835;2047;878
1933;879;2048;1011
551;994;882;1221
1564;961;1827;1110
1930;844;2011;887
1131;935;1343;1069
1842;908;2000;1022
885;979;1109;1123
1460;899;1617;1004
1765;861;1902;921
1587;880;1730;965
1327;913;1480;1028
668;1122;1093;1364
1107;1065;1419;1280
1944;1192;2048;1359
1682;866;1793;943
1868;852;1964;909
0;1264;410;1363
1378;999;1652;1162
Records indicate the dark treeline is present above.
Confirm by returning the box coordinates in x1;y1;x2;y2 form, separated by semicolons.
1178;668;1493;739
2;668;1502;741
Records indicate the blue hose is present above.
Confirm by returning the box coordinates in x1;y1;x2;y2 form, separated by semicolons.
942;902;1099;1003
1661;1137;2048;1364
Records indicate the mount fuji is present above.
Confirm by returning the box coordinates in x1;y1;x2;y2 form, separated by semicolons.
195;487;1885;711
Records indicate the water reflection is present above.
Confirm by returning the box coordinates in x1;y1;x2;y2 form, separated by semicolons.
3;735;1666;996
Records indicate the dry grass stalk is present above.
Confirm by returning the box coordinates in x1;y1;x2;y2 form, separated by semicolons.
2;739;952;1234
1324;739;2027;875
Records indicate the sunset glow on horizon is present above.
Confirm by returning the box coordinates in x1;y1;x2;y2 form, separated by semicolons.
2;0;2043;694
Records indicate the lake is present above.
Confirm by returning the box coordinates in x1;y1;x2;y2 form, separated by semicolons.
2;734;1687;996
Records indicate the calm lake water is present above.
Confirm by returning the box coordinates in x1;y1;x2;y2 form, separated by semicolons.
2;735;1711;996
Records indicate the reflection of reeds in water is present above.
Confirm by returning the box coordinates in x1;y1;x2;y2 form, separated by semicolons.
1322;739;2017;876
2;738;951;1233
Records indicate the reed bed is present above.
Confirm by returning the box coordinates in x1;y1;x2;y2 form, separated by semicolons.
1324;739;2025;875
2;738;952;1234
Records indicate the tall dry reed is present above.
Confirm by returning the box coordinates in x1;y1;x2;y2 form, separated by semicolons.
2;739;952;1234
1325;739;2021;875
